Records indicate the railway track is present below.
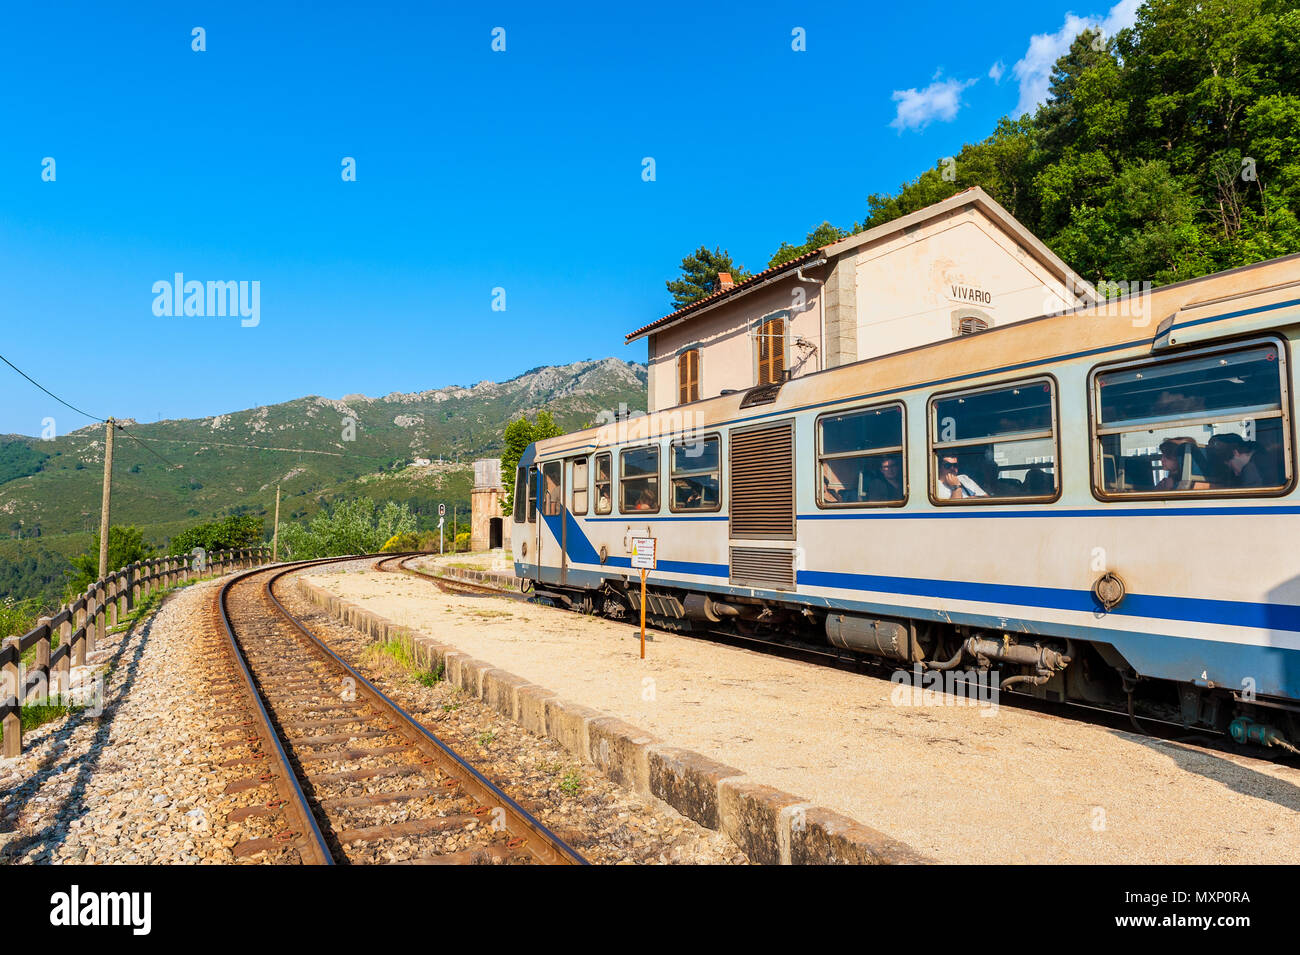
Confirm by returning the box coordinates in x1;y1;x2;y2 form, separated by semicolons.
210;556;588;865
373;553;519;598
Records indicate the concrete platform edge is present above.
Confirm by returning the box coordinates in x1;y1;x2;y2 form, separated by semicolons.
294;574;930;865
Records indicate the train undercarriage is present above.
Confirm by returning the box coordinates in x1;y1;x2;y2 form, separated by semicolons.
530;578;1300;754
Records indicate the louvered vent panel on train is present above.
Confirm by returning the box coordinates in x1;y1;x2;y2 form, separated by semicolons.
729;546;796;590
729;422;795;539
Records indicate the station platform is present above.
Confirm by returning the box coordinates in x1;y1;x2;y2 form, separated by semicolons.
297;563;1300;864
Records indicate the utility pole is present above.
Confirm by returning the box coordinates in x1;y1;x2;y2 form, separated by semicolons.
97;417;115;579
452;505;457;552
272;484;281;562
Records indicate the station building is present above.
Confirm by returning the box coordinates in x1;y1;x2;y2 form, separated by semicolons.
470;458;506;551
627;187;1098;413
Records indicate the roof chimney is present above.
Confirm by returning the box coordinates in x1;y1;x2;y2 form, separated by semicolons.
716;272;735;292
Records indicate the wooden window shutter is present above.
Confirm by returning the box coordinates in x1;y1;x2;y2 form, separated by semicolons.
678;349;700;404
757;318;785;385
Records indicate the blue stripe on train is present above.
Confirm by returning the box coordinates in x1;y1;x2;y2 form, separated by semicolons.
543;508;1300;633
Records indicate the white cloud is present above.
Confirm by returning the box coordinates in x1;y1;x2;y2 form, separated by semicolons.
1011;0;1139;117
989;60;1005;84
890;75;978;132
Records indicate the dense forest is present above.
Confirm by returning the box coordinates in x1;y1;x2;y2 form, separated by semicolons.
677;0;1300;303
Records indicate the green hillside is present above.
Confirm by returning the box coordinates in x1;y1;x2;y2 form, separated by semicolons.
0;357;646;603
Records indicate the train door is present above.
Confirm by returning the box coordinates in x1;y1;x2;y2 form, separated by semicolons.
517;464;538;579
539;460;564;585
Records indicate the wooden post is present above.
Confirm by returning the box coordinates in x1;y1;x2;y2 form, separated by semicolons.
72;605;86;667
2;636;20;758
97;418;115;580
32;618;52;703
639;569;647;660
272;485;280;562
87;587;100;655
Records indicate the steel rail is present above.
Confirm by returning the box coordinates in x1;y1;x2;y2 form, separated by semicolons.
216;556;349;865
260;557;588;866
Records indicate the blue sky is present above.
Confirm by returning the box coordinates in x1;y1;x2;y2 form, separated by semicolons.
0;0;1138;436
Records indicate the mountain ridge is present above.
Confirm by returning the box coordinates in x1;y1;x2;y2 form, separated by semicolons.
0;358;648;570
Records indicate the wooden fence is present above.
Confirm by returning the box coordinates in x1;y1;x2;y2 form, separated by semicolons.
0;546;271;758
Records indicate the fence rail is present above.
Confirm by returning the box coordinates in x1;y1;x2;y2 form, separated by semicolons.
1;546;271;758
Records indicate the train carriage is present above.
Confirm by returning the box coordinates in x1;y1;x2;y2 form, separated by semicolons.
513;253;1300;746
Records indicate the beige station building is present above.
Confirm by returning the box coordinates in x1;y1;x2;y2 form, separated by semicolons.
627;187;1099;413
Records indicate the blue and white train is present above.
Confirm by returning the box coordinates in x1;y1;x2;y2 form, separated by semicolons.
513;254;1300;747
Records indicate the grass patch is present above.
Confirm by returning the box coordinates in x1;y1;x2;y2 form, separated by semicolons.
0;700;78;743
477;730;496;747
559;770;582;797
107;588;167;635
370;639;442;687
468;609;512;619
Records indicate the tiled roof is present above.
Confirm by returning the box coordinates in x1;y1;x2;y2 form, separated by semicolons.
625;247;827;343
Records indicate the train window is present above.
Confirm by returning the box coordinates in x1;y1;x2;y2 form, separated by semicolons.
929;378;1058;503
541;461;562;517
512;466;527;523
670;434;721;511
620;445;660;512
1093;341;1290;497
816;403;905;507
572;458;589;514
526;465;538;522
594;452;612;514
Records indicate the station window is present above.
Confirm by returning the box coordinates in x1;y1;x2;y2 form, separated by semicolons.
594;452;612;514
1092;341;1291;497
670;435;721;511
930;378;1058;503
817;403;906;507
512;466;527;523
526;465;538;522
756;315;786;386
571;458;589;515
678;349;701;404
620;445;660;513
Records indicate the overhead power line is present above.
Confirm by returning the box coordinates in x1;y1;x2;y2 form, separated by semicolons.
0;350;106;423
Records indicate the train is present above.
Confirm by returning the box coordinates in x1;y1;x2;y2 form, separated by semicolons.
512;253;1300;749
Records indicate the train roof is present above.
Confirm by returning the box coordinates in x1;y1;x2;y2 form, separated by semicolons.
531;253;1300;460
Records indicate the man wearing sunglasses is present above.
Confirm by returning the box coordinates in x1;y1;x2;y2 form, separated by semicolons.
935;453;987;499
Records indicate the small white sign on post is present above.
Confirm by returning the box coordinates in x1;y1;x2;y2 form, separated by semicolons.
630;537;657;570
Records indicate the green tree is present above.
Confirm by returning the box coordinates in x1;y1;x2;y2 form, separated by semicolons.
842;0;1300;288
277;498;417;559
66;526;155;598
169;515;265;556
767;222;849;269
665;246;752;310
500;411;564;515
